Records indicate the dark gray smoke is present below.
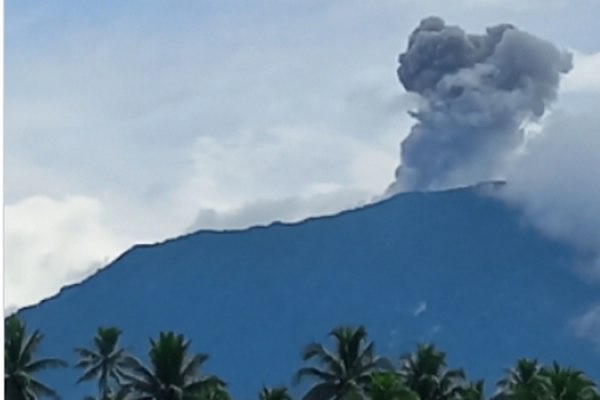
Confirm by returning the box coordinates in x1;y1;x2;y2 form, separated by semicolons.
387;16;573;194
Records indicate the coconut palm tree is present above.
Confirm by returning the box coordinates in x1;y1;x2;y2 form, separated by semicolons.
75;326;131;399
4;315;68;400
364;371;418;400
459;379;486;400
588;390;600;400
81;389;129;400
293;325;388;400
259;386;294;400
540;361;597;400
119;331;224;400
397;343;466;400
199;381;231;400
496;358;546;400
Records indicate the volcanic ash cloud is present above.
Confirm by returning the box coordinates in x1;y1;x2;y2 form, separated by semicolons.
386;16;573;194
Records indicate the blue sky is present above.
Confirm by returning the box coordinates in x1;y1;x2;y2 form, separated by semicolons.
5;0;600;329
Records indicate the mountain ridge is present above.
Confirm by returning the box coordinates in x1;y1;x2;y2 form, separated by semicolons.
16;184;476;314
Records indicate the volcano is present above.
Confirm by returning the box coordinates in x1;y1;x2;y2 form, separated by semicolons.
13;184;600;399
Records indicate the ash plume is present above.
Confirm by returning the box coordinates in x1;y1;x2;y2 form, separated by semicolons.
387;16;573;194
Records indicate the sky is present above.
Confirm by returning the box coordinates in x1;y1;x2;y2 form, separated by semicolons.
5;0;600;319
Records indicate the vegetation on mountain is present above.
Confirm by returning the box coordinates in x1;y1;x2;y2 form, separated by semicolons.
5;316;599;400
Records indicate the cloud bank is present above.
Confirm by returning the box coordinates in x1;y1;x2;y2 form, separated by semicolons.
502;110;600;280
4;196;128;309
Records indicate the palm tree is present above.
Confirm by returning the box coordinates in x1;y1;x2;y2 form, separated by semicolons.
540;361;597;400
75;326;131;399
398;343;466;400
364;371;418;400
4;315;68;400
496;358;546;400
460;380;486;400
201;382;232;400
119;331;224;400
588;390;600;400
259;386;294;400
81;389;129;400
293;325;388;400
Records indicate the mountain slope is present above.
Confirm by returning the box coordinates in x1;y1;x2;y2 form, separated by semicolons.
15;185;600;398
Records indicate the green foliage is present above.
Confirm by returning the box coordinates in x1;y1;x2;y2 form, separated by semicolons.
294;325;388;400
259;386;293;400
497;358;547;400
496;358;599;400
460;379;486;400
201;381;232;400
117;331;224;400
398;343;466;400
74;326;131;399
4;315;68;400
539;361;597;400
4;319;600;400
364;371;418;400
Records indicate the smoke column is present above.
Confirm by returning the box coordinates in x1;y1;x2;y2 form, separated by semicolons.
386;16;573;194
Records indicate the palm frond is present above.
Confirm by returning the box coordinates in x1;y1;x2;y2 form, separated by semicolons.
301;343;344;377
76;364;104;384
75;348;101;359
183;376;224;394
25;358;68;373
120;359;160;389
180;353;210;378
30;377;63;400
301;382;339;400
294;367;338;385
20;330;44;364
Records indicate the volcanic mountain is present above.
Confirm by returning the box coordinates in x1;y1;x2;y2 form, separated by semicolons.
14;184;600;399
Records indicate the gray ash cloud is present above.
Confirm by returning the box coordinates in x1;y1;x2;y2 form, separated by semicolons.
387;16;573;194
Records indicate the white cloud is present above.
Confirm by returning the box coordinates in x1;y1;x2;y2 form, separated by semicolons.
186;188;372;233
179;126;355;209
562;50;600;93
177;122;402;209
499;107;600;346
573;303;600;349
502;109;600;275
4;196;128;309
175;120;400;232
